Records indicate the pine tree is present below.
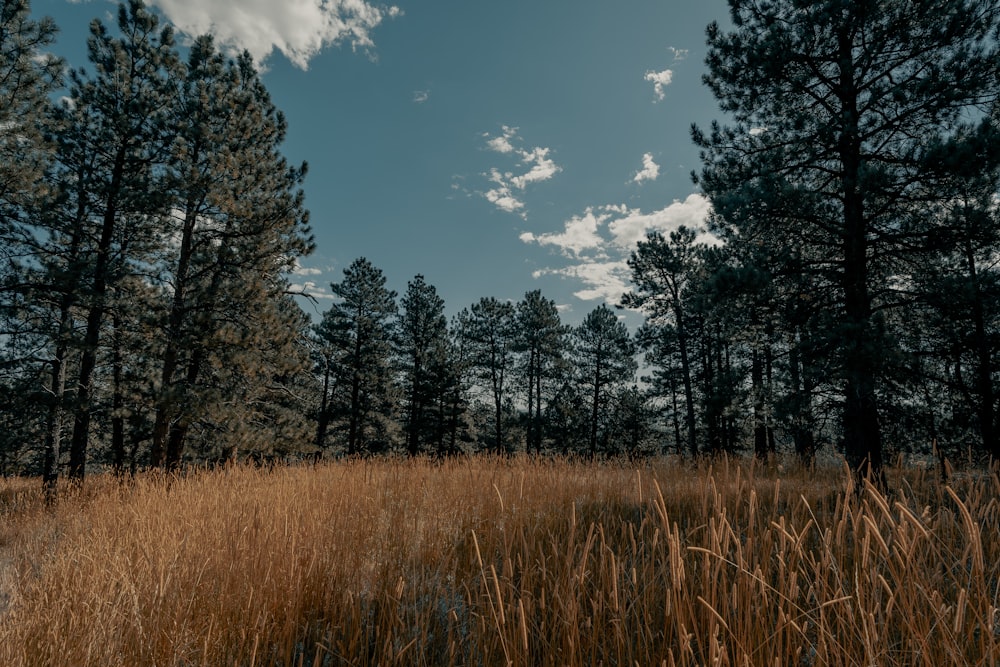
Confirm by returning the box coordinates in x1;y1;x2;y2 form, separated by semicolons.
574;304;637;458
317;258;397;455
150;39;313;469
695;0;1000;481
0;0;63;494
608;385;655;458
911;188;1000;461
515;290;567;454
0;0;60;228
440;311;474;456
624;227;703;456
464;297;517;454
62;0;179;480
397;275;449;456
545;379;588;455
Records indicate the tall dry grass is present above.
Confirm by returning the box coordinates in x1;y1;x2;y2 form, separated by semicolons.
0;457;997;666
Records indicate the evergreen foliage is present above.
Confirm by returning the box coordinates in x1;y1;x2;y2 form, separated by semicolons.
573;304;637;457
694;0;1000;480
1;0;999;482
316;258;398;455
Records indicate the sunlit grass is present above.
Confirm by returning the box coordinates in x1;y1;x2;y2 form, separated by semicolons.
1;456;997;666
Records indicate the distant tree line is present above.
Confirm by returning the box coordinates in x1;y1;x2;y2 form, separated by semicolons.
2;0;1000;494
311;260;640;461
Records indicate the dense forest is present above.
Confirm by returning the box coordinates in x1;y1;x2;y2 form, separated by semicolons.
2;0;1000;495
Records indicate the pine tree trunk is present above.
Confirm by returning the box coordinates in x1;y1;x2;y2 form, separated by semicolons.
165;347;204;470
526;348;536;454
68;143;128;482
674;307;698;457
752;347;768;460
789;333;816;465
669;371;683;456
407;355;422;456
43;346;67;504
111;311;126;475
838;29;883;486
152;192;200;467
534;367;543;454
964;236;998;458
590;345;602;458
315;353;332;451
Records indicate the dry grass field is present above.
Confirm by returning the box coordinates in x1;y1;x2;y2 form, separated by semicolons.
0;456;998;666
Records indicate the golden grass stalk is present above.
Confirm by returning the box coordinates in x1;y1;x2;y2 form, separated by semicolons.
0;456;997;666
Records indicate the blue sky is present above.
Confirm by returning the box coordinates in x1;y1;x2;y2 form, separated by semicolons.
38;0;728;325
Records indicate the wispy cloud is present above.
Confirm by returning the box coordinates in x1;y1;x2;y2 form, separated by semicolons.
632;153;660;184
644;46;687;102
289;259;325;277
486;125;518;154
510;147;559;189
480;126;561;218
606;195;714;249
534;261;632;304
289;280;335;300
519;207;609;258
485;169;525;214
146;0;401;69
667;46;689;61
522;194;716;306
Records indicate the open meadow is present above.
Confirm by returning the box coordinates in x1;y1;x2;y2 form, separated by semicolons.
1;457;998;666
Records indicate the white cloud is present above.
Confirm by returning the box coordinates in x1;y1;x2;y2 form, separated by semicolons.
534;261;632;304
607;194;713;249
522;194;716;305
486;125;518;154
509;147;560;189
633;152;660;184
480;126;561;217
413;90;429;103
644;68;673;101
146;0;401;69
667;47;689;61
486;184;525;214
289;281;335;300
289;258;325;276
519;207;609;257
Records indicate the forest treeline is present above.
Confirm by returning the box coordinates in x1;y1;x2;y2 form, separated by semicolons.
2;0;1000;496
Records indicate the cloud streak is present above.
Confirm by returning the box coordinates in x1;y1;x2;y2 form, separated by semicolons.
147;0;401;69
481;126;561;218
289;280;335;300
520;207;609;257
644;46;687;102
534;261;632;303
523;194;716;306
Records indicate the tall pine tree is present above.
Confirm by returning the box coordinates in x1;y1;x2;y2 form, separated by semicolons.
150;40;313;469
397;275;449;456
317;258;397;455
515;290;567;454
61;0;179;480
695;0;1000;481
574;304;637;458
